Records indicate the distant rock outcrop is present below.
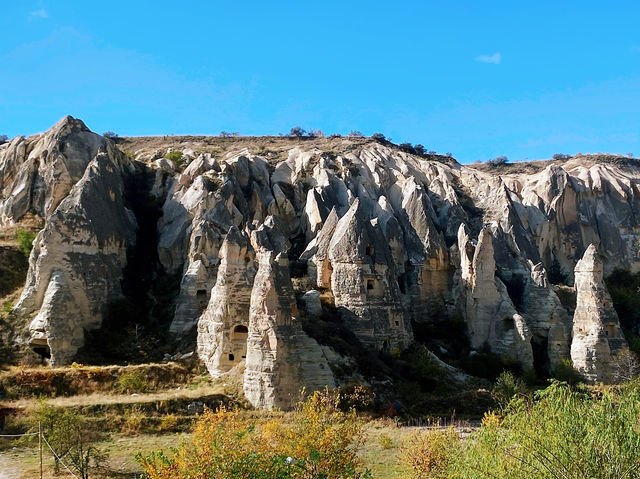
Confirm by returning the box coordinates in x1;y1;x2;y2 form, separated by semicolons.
3;118;640;400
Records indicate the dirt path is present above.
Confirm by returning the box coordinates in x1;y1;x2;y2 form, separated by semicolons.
0;383;226;410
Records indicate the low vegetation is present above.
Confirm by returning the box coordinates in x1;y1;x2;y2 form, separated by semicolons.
405;380;640;478
16;229;35;258
138;389;369;479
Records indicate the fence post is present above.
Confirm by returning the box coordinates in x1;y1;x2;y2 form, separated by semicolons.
39;421;43;479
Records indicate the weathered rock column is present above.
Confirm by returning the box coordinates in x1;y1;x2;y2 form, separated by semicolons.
571;244;629;382
197;226;255;376
243;217;334;410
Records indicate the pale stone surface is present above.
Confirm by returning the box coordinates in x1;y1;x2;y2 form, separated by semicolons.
570;244;630;382
197;226;255;376
6;118;640;393
15;148;137;365
243;217;334;410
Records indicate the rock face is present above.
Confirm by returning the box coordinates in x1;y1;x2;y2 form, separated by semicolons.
3;118;640;400
197;226;255;376
3;118;138;365
571;244;629;382
243;217;334;410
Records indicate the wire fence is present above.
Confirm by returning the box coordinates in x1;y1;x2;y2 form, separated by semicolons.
0;428;79;478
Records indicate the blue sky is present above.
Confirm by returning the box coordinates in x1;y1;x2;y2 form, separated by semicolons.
1;1;639;163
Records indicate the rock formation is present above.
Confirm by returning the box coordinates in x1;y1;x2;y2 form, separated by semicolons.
2;118;640;402
243;217;334;409
197;226;255;376
571;244;629;382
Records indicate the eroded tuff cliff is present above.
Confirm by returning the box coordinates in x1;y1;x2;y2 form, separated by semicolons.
2;117;640;406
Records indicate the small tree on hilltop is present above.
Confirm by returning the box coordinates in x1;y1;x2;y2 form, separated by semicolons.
371;132;386;142
487;155;508;166
102;131;118;139
399;143;416;154
414;144;426;155
220;131;239;137
348;130;364;138
308;129;325;138
289;126;307;137
0;134;8;144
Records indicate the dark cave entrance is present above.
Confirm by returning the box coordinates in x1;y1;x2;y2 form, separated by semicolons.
531;335;550;377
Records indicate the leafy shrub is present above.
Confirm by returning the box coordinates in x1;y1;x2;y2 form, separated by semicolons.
289;126;307;137
487;155;508;166
339;383;376;412
553;153;571;160
435;381;640;478
103;131;118;139
0;134;9;144
399;143;416;154
348;130;364;137
491;371;527;408
403;427;459;479
459;351;515;380
122;409;144;435
308;129;324;138
219;131;239;137
16;229;35;258
165;150;184;165
138;389;369;479
371;132;386;141
117;369;150;394
29;401;107;477
551;359;584;385
379;433;394;450
414;144;426;155
158;414;178;432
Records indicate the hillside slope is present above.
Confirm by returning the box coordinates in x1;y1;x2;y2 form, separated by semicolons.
1;117;639;407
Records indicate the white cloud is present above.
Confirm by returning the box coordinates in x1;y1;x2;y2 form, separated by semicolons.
476;52;501;64
30;9;48;19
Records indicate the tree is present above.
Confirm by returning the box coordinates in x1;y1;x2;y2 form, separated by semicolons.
31;401;106;478
308;129;325;138
487;155;508;166
0;134;8;144
552;153;571;160
613;350;640;383
399;143;416;154
289;126;307;137
414;144;426;155
220;131;239;137
102;131;118;139
348;130;364;137
371;132;386;142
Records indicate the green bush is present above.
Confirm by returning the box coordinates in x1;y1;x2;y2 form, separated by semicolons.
16;229;35;258
491;371;527;408
117;369;150;394
139;389;369;479
551;359;585;386
165;150;184;165
405;381;640;478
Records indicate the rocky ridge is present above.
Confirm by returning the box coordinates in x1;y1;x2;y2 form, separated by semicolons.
1;117;638;408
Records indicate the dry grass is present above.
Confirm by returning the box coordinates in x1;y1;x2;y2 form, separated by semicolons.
0;362;194;399
118;135;372;167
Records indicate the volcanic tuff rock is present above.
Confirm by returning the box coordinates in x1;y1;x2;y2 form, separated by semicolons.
571;244;629;382
2;118;639;405
1;117;137;365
